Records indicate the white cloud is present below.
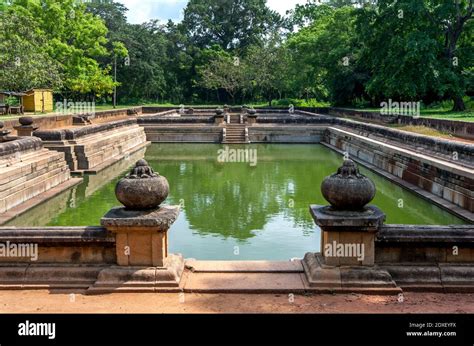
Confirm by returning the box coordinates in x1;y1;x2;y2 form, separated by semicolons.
117;0;187;24
116;0;308;24
267;0;307;15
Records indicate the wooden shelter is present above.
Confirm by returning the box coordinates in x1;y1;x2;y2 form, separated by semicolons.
22;89;53;113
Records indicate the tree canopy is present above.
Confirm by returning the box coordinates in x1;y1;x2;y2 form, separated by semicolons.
0;0;472;110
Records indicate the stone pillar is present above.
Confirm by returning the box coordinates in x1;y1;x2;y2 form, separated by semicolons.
101;205;179;267
247;109;257;125
88;160;184;293
14;117;38;136
302;159;400;293
214;108;225;125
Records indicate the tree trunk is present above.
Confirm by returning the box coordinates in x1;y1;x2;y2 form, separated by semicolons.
452;95;466;111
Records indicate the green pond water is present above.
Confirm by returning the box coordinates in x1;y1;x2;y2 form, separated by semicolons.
7;144;464;260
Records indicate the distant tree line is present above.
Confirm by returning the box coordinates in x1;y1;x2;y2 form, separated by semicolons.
0;0;472;110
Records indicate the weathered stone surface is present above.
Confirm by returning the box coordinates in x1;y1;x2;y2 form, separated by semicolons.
302;253;400;293
321;159;376;210
185;260;303;273
375;225;474;264
101;205;179;266
115;160;169;209
0;136;43;159
86;254;184;293
324;127;473;214
37;120;149;173
184;272;306;293
0;265;103;289
101;205;180;229
0;226;115;264
18;117;34;126
310;204;385;231
0;138;74;214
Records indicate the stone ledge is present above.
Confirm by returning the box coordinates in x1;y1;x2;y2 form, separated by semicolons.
0;226;114;244
34;119;138;141
185;260;303;273
101;205;180;230
0;265;106;289
0;136;44;159
382;263;474;293
310;205;385;231
377;225;474;243
86;254;184;294
302;253;401;294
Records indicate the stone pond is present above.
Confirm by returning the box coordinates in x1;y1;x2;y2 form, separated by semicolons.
5;143;465;260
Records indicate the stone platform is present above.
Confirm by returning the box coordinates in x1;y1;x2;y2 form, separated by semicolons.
34;119;149;173
0;137;80;222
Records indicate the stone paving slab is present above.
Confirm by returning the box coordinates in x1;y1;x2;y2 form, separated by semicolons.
185;260;304;273
183;272;306;293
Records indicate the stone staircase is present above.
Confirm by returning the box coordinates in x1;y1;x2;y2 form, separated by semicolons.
222;123;248;144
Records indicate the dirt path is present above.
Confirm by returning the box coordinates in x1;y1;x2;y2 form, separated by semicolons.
0;290;473;313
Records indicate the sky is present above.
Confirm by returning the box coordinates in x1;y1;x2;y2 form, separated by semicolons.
116;0;308;24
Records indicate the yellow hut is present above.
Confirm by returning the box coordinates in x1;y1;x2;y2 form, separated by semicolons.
23;89;53;113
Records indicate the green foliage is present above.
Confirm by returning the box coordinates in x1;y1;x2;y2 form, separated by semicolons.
0;0;472;112
1;0;115;96
5;96;19;106
182;0;281;52
0;8;62;91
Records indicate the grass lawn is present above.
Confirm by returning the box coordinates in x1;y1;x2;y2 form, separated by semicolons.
354;108;474;122
387;125;459;140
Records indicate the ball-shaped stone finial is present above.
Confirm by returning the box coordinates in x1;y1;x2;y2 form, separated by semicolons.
215;108;224;115
248;108;257;115
321;159;376;211
115;160;169;210
19;117;34;126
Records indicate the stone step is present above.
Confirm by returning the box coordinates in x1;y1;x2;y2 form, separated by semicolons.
183;272;306;293
185;260;303;273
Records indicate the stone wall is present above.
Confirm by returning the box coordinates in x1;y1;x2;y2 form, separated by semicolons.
375;225;474;291
326;107;474;140
0;226;115;289
142;124;222;143
324;127;473;214
0;227;115;264
3;115;72;135
0;137;74;214
376;225;474;263
332;118;473;163
248;125;325;143
33;119;149;173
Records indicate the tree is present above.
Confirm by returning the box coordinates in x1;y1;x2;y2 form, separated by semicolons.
359;0;473;110
0;8;62;91
424;0;473;110
245;40;291;106
198;49;246;103
9;0;116;98
287;5;366;105
182;0;281;52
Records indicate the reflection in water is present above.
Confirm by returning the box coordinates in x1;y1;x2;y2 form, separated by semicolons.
6;144;465;260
